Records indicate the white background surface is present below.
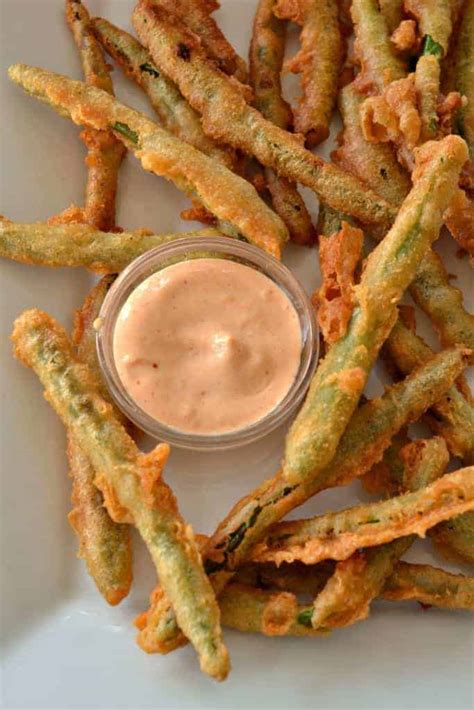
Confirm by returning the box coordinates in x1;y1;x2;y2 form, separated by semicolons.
0;1;473;708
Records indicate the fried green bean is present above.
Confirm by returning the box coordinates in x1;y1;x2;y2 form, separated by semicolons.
431;513;474;565
453;0;474;157
67;437;132;605
405;0;454;56
72;276;114;390
91;17;233;168
249;0;314;245
251;464;472;566
312;540;413;629
11;309;229;681
0;218;220;273
249;0;292;128
383;316;474;463
382;561;474;607
8;64;287;258
415;55;440;142
132;0;398;229
283;135;467;484
333;83;411;205
400;436;450;490
309;437;449;628
236;559;474;612
366;402;474;567
149;0;248;83
378;0;403;34
220;563;474;634
316;207;469;465
138;344;470;652
67;277;132;606
235;560;335;596
334;82;474;356
275;0;343;146
361;431;410;496
408;250;474;356
351;0;406;93
65;0;125;231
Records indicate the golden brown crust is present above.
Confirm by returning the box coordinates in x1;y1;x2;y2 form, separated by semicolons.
251;467;474;565
313;222;364;345
444;188;474;257
80;127;126;231
8;64;287;257
149;0;248;83
261;591;298;635
276;0;343;145
361;75;421;150
391;20;419;52
66;0;124;231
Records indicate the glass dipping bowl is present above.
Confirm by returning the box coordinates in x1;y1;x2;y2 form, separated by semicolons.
96;237;319;451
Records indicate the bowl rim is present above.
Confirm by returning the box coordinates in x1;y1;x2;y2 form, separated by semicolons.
96;236;319;451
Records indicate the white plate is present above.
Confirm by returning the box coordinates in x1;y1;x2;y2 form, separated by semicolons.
1;1;473;708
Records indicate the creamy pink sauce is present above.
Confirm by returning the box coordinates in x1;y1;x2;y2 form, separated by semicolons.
113;258;302;435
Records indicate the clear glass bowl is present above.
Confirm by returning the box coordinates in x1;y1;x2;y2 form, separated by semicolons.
96;237;319;451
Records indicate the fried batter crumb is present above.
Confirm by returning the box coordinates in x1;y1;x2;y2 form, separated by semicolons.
261;591;298;635
391;20;419;53
313;221;364;344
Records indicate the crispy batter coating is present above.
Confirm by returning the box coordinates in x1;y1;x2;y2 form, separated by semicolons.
400;436;450;490
132;0;398;230
351;0;407;94
383;561;474;607
361;75;421;149
333;83;412;205
378;0;404;34
219;563;474;634
361;431;410;495
11;309;229;681
283;135;467;485
138;344;470;652
148;0;248;83
8;64;287;257
235;560;335;596
444;188;474;258
0;218;220;273
431;511;474;564
68;278;132;605
453;0;474;160
72;276;113;388
415;54;440;142
275;0;343;145
91;17;233;169
382;315;474;463
366;406;474;568
249;0;314;245
311;541;412;628
408;248;474;356
91;16;235;225
251;466;474;565
66;0;125;231
312;222;364;344
67;437;132;604
249;0;293;128
391;19;419;52
47;204;86;225
437;89;465;137
334;82;474;355
404;0;454;55
311;433;447;630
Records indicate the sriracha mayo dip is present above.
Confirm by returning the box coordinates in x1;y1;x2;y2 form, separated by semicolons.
112;258;302;435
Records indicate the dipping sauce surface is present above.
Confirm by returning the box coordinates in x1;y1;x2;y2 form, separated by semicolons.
113;258;302;435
